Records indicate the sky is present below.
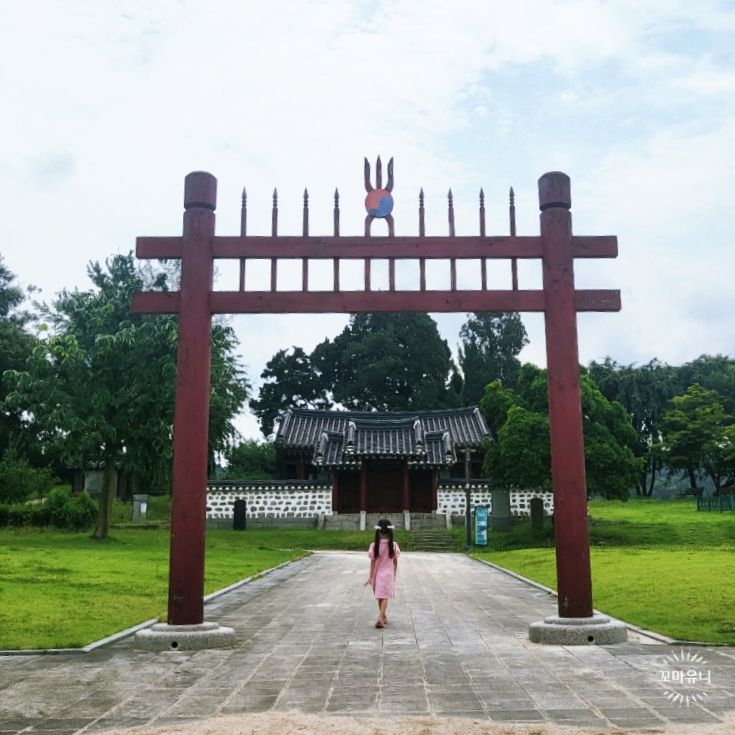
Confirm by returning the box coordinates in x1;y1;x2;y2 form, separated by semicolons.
2;0;734;440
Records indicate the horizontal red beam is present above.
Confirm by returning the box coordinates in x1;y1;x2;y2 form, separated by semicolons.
133;288;620;315
136;235;617;261
137;237;183;259
132;291;180;313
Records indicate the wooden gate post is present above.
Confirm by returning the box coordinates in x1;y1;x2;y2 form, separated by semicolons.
539;172;593;618
168;172;216;625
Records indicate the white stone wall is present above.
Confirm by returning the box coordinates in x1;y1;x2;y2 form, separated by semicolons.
207;482;552;519
207;483;332;519
437;485;553;516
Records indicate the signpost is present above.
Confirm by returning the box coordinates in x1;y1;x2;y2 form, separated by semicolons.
474;505;488;546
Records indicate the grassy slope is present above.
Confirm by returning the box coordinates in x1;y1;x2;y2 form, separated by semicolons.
0;527;407;650
472;498;735;644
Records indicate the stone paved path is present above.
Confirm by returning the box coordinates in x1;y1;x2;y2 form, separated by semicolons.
1;551;735;733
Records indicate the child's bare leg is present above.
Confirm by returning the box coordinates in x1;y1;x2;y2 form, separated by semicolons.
378;598;388;623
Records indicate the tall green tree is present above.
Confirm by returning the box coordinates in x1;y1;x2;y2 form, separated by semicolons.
4;254;248;538
458;312;528;403
678;355;735;414
588;358;679;496
250;347;331;437
660;385;733;493
312;312;459;412
0;254;38;458
221;440;277;480
481;365;641;499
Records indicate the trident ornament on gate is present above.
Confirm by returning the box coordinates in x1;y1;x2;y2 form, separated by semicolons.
364;156;394;236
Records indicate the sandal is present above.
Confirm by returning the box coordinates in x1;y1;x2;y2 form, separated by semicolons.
375;619;385;628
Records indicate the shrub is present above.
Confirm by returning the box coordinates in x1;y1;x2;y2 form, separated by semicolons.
60;492;97;530
0;448;57;504
46;487;96;530
0;488;95;530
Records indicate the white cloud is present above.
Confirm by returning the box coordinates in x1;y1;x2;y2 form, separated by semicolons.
1;0;734;439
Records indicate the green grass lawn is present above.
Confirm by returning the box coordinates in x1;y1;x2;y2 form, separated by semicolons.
3;498;734;649
0;526;402;650
472;498;735;644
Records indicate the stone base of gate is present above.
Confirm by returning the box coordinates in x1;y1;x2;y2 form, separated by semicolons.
134;622;236;651
529;614;627;645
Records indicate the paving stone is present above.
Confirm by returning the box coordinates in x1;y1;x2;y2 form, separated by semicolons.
488;709;544;722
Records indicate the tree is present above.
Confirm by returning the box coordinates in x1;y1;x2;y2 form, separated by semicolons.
312;312;457;412
221;440;277;480
250;347;330;437
660;385;733;493
458;312;528;403
480;365;641;499
588;358;679;496
0;254;38;458
484;404;551;491
678;355;735;414
4;254;248;538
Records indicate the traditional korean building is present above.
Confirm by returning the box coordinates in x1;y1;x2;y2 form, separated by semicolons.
274;406;490;514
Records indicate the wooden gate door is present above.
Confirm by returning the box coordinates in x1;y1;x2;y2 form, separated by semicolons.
367;462;403;513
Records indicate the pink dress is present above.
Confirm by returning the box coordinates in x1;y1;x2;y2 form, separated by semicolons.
368;539;400;599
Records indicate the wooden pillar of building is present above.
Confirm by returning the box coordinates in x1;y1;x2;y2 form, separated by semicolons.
331;471;338;513
359;463;367;511
431;470;438;511
402;463;410;511
296;458;305;480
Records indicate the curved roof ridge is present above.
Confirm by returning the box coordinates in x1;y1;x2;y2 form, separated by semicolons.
288;406;480;418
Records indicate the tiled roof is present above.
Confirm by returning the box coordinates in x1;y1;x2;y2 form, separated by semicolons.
275;407;489;468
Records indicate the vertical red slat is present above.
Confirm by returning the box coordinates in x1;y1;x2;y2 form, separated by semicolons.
334;258;340;291
271;189;278;292
448;189;456;291
389;258;395;291
333;189;340;236
365;258;371;291
302;257;308;291
419;188;426;291
510;186;518;290
239;187;247;291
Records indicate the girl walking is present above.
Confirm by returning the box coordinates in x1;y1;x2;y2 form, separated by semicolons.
364;518;400;628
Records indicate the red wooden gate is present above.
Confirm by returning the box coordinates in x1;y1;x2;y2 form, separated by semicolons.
133;162;620;626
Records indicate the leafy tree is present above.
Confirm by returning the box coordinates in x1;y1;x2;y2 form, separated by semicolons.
678;355;735;414
481;365;641;499
588;358;679;496
221;440;277;480
0;254;38;458
484;405;551;490
4;254;248;539
0;447;57;504
250;347;330;437
458;312;528;403
660;385;733;493
312;312;456;412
